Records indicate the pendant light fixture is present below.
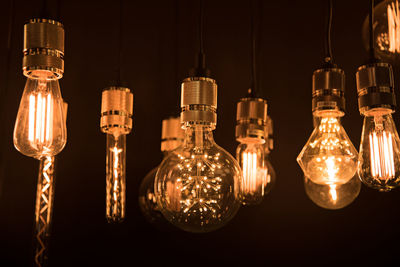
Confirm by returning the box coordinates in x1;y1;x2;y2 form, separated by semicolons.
235;0;274;206
356;0;400;192
154;0;241;233
297;0;358;186
100;0;133;223
139;117;184;227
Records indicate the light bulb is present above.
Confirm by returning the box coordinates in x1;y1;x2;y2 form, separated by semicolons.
139;116;184;227
355;62;400;191
304;175;361;210
14;72;66;159
263;146;276;196
100;86;133;223
155;77;241;233
362;0;400;64
358;111;400;191
297;114;358;185
235;97;270;205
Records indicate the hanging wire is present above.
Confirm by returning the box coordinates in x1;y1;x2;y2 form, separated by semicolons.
174;0;180;111
116;0;124;84
369;0;376;61
190;0;208;76
324;0;333;64
248;0;258;97
199;0;204;55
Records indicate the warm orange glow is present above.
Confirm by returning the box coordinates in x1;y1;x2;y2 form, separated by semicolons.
28;83;53;147
329;184;337;203
369;131;395;180
242;151;259;194
387;1;400;53
111;145;123;213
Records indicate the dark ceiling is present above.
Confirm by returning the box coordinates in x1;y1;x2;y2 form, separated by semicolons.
1;0;400;266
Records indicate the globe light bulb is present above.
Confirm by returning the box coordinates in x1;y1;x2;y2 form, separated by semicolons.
297;68;358;186
235;97;270;205
304;175;361;210
139;117;184;227
14;71;66;159
100;86;133;223
356;62;400;191
362;0;400;64
155;77;241;233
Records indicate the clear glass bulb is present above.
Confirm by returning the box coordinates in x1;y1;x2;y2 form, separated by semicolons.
155;125;241;233
304;175;361;210
362;0;400;64
14;71;66;159
297;113;358;185
358;110;400;191
236;142;266;205
106;133;126;223
263;147;276;196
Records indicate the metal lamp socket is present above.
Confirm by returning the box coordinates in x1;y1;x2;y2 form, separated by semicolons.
161;116;185;152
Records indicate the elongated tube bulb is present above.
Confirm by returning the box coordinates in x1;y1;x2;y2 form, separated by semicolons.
14;72;66;159
358;111;400;190
155;77;241;233
100;86;133;223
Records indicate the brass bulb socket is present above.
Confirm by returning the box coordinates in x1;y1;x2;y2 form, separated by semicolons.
161;116;184;152
180;77;217;128
356;62;396;114
236;97;268;143
100;86;134;135
312;68;345;115
23;19;65;79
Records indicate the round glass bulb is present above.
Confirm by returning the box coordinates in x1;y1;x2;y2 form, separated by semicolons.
362;0;400;64
304;175;361;210
155;126;241;233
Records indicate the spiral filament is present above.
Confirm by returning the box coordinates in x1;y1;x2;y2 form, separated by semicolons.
106;134;126;223
34;156;55;267
369;130;395;180
387;1;400;53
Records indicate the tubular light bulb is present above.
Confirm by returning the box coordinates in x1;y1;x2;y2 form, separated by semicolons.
139;117;184;227
14;71;66;158
362;0;400;64
358;111;400;191
297;114;358;185
155;77;241;233
100;87;133;223
304;175;361;210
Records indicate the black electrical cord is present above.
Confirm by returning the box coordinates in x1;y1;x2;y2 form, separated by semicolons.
41;0;49;17
116;0;124;85
190;0;209;77
174;0;180;111
324;0;333;64
248;0;258;98
369;0;377;62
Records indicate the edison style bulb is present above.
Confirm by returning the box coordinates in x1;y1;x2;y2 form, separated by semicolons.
155;125;241;233
139;116;184;227
297;114;358;185
358;110;400;191
304;175;361;210
362;0;400;64
14;71;66;159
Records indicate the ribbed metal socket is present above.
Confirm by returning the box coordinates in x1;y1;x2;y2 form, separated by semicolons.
265;116;273;151
100;87;134;135
235;97;268;143
161;117;184;152
23;19;65;79
181;77;217;128
356;62;396;114
312;68;345;115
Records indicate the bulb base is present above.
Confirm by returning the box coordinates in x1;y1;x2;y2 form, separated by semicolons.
235;97;268;143
312;68;345;115
265;116;273;151
23;19;65;79
356;62;396;114
161;116;184;152
100;86;134;135
180;77;217;129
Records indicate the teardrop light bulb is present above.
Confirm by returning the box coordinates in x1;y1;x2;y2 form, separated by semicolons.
298;114;358;185
14;71;66;159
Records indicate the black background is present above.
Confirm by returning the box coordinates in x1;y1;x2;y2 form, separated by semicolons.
1;0;400;266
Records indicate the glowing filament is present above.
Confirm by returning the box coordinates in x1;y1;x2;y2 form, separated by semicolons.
28;91;53;148
369;131;395;180
242;151;259;194
329;184;337;203
388;1;400;53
